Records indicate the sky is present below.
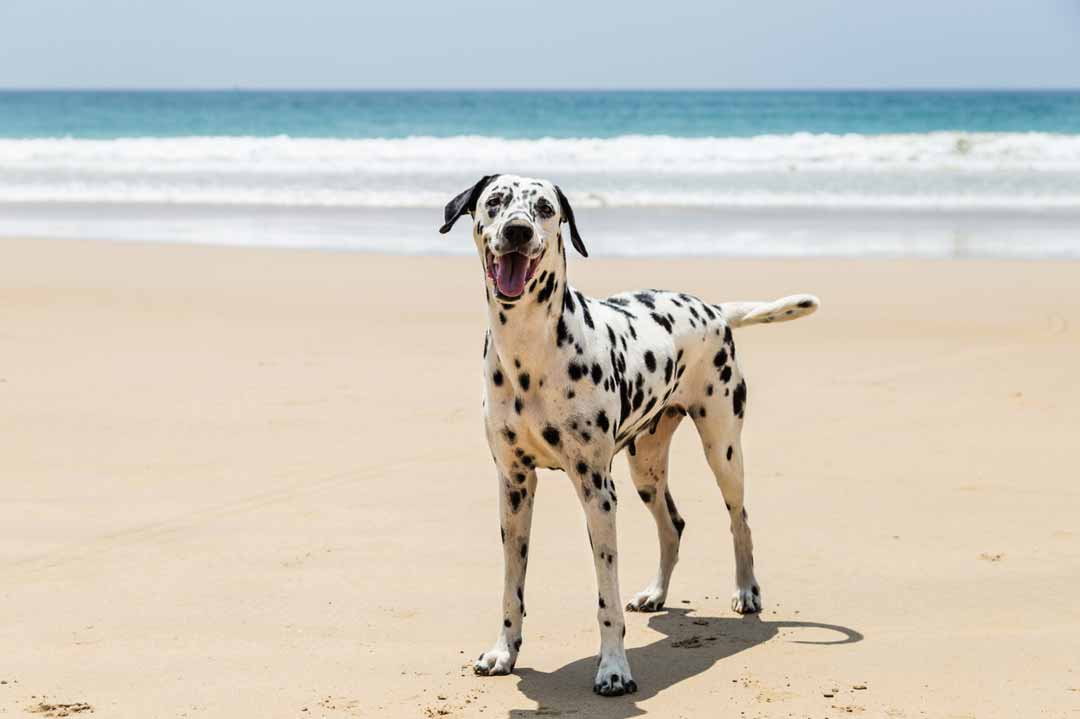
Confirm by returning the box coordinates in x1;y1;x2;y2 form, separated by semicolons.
1;0;1078;90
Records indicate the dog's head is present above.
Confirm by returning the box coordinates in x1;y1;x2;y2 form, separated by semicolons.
439;174;587;302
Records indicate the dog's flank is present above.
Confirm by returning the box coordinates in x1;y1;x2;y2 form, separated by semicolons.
443;174;819;697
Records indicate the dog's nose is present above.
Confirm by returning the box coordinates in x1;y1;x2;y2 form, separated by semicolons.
502;224;534;248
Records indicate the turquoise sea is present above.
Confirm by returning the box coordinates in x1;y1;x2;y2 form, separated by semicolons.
3;90;1080;138
1;90;1078;257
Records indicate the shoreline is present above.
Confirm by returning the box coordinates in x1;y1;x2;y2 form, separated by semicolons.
3;204;1080;259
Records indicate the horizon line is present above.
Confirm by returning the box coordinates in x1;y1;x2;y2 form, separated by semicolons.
1;86;1079;93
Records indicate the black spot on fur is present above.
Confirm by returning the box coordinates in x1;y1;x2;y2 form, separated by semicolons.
713;349;727;368
706;383;714;396
563;289;576;313
576;461;588;475
665;490;685;537
514;397;523;414
492;370;503;386
720;365;732;383
634;292;655;309
727;445;733;460
591;363;603;385
578;292;594;328
797;299;813;308
644;351;656;372
542;425;561;446
664;357;673;383
638;489;652;503
733;380;747;418
602;500;611;512
518;373;530;391
592;473;603;490
536;273;557;303
556;317;571;347
509;490;522;512
619;383;631;423
650;312;673;333
596;411;610;433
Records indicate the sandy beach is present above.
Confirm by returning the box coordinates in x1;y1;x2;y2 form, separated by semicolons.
2;236;1078;718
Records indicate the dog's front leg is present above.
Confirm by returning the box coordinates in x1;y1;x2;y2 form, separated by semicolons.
575;472;637;696
474;468;537;676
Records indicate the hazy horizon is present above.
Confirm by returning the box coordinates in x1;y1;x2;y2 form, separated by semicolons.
3;87;1080;92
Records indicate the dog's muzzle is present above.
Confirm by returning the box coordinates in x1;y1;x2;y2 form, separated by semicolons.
486;249;541;300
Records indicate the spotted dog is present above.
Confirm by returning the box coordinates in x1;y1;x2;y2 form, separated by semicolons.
439;174;820;697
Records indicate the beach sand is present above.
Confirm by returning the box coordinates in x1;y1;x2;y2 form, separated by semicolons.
2;237;1078;718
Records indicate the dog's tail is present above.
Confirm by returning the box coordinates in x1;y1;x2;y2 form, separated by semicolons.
720;294;820;329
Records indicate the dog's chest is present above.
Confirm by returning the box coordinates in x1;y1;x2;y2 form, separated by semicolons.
486;387;582;471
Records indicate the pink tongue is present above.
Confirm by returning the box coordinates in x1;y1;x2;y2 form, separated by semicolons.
496;253;528;297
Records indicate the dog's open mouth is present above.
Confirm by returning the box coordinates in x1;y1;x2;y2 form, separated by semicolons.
487;250;540;299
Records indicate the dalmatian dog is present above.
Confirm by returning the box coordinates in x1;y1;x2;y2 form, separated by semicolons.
439;174;820;697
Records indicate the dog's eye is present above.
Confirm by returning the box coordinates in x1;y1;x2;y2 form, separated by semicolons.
485;195;503;208
535;199;554;219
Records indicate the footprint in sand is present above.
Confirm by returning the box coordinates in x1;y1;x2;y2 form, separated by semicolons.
27;702;93;717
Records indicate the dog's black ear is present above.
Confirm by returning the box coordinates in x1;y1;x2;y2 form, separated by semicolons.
439;174;499;234
554;185;587;258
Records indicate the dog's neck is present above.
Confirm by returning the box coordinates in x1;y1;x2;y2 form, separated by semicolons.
484;239;576;371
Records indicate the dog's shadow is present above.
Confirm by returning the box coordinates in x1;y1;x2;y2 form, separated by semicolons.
507;608;862;718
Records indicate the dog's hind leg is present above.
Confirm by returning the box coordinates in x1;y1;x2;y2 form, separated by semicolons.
690;373;761;614
474;468;537;676
625;408;686;612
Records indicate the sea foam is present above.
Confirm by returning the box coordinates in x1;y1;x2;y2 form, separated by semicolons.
1;133;1079;211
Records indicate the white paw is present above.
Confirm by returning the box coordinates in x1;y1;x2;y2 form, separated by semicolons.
473;644;516;676
626;585;667;612
731;583;762;614
593;653;637;696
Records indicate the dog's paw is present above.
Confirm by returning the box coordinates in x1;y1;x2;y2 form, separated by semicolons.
473;646;516;676
592;655;637;697
731;583;762;614
626;586;667;613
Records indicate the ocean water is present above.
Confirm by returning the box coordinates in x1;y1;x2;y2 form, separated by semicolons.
1;90;1078;257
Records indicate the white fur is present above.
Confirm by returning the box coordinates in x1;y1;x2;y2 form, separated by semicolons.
448;175;819;696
